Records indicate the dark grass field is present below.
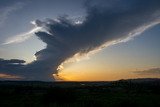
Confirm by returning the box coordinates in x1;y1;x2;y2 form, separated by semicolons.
0;78;160;107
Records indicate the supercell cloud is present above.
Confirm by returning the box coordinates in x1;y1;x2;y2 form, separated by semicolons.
0;0;160;81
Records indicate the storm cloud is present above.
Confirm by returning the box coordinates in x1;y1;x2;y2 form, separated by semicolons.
1;0;160;81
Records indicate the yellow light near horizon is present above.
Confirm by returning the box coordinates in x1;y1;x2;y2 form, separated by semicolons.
57;66;160;81
57;67;127;81
55;49;160;81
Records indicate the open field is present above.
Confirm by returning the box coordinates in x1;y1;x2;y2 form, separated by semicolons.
0;78;160;107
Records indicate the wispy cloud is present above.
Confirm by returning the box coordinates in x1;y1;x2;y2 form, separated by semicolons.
133;68;160;75
3;27;41;45
0;73;22;80
3;20;52;45
0;2;24;27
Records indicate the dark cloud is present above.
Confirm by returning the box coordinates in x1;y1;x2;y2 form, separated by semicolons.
0;58;25;73
0;0;160;81
0;58;25;70
133;68;160;75
0;58;25;64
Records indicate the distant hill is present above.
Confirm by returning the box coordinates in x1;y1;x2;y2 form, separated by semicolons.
0;78;160;107
0;78;159;88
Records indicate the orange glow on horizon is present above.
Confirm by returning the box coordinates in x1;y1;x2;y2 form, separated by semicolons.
56;67;160;81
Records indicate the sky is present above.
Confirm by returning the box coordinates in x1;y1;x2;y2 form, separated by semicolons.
0;0;160;81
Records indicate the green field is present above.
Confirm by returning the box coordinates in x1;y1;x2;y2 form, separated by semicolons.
0;79;160;107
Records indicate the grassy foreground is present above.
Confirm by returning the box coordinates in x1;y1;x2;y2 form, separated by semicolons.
0;78;160;107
